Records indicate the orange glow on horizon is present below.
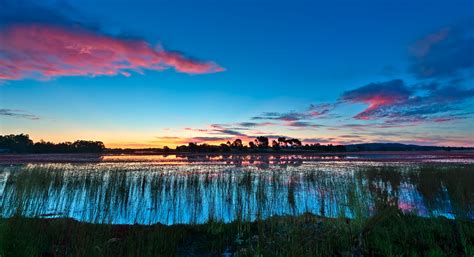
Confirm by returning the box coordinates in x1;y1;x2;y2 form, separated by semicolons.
18;130;473;149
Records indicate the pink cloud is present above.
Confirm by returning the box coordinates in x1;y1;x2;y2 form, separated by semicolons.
0;24;224;80
354;96;400;120
340;79;412;120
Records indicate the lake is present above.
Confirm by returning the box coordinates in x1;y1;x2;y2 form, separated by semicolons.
1;152;473;225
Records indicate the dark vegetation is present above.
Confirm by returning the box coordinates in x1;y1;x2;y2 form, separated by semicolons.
1;161;473;256
1;163;473;256
345;143;472;152
173;137;346;153
1;212;473;257
171;140;471;153
1;134;471;154
0;134;105;153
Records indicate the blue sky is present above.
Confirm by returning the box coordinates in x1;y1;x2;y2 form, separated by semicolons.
1;0;473;147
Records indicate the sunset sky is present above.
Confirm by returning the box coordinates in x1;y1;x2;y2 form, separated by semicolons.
1;0;473;148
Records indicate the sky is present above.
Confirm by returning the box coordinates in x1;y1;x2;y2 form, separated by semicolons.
0;0;473;148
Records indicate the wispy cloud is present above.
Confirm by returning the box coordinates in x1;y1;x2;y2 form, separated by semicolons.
307;103;337;118
185;124;247;137
251;103;337;122
187;136;235;144
234;122;275;128
301;137;351;145
408;18;474;79
284;121;321;128
252;111;306;121
0;109;39;120
340;79;474;124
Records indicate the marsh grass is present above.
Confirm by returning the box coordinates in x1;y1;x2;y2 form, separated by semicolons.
0;162;473;256
1;163;473;223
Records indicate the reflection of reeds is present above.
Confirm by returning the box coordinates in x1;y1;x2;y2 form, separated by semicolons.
0;163;473;226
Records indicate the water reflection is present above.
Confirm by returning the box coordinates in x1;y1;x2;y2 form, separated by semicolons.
1;161;472;225
1;152;473;165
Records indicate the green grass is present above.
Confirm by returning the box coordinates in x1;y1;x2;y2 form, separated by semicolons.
1;212;473;257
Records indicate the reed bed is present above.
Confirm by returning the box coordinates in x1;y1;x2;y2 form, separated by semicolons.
1;162;472;224
0;162;473;256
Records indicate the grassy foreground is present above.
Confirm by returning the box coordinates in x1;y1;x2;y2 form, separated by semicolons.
1;209;473;257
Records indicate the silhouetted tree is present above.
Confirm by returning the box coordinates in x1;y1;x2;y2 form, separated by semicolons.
0;134;105;153
287;138;302;147
278;137;287;147
255;136;269;148
272;140;280;150
71;140;105;153
220;143;231;152
248;141;256;149
0;134;33;153
231;139;243;148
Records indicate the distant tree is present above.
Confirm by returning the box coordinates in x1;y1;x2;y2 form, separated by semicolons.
220;143;231;152
72;140;105;153
56;142;73;152
176;145;187;151
0;134;105;153
278;137;287;147
231;139;243;148
187;142;198;152
0;134;33;153
248;141;256;149
272;140;280;150
289;138;302;147
255;136;269;148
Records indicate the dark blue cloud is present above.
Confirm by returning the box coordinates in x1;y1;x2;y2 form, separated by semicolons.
252;104;336;122
252;112;305;121
0;109;39;120
408;18;474;79
0;1;88;28
340;78;474;124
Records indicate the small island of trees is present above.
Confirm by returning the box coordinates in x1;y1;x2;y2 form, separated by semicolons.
174;136;345;153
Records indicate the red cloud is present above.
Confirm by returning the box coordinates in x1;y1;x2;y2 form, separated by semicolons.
340;79;412;120
0;24;224;80
354;95;402;120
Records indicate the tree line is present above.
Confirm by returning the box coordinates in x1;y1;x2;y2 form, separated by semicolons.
175;136;346;152
0;134;105;153
0;134;346;154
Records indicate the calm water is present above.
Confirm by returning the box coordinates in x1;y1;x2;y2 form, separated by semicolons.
0;153;473;225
